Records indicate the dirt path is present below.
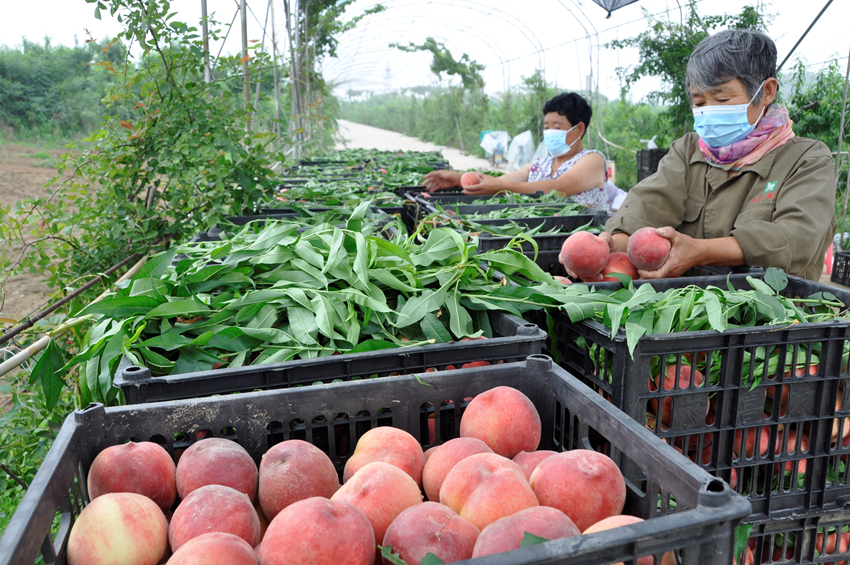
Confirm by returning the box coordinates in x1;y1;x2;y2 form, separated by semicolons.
337;120;495;171
0;145;69;324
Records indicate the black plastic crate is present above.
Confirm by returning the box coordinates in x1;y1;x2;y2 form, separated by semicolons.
832;251;850;287
637;148;669;172
743;508;850;564
114;311;546;404
0;356;750;565
539;273;850;521
393;185;464;197
474;214;608;255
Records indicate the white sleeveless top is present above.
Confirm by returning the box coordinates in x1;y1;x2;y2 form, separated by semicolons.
527;149;608;210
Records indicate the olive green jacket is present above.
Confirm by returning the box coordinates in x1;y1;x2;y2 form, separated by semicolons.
606;133;837;281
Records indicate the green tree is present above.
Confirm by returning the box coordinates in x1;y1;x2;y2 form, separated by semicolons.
608;3;767;141
0;0;283;345
391;38;488;152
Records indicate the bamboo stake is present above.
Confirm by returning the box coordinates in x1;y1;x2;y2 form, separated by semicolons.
0;255;149;379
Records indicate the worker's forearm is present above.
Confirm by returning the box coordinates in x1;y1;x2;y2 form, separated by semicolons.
698;236;746;267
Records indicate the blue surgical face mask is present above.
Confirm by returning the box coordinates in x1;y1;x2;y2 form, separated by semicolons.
692;81;766;148
543;125;578;157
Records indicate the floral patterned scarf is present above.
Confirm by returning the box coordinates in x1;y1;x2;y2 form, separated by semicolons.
699;105;795;173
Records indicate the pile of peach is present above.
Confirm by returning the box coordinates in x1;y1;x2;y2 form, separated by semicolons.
68;386;666;565
559;227;671;281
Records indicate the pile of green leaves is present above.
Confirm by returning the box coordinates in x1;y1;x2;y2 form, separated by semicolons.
34;216;567;406
441;202;587;220
466;191;571;206
418;211;598;239
264;182;404;210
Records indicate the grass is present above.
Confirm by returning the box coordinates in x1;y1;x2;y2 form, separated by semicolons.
0;373;75;540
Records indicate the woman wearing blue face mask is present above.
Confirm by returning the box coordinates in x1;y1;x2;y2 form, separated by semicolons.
591;29;836;282
422;93;610;210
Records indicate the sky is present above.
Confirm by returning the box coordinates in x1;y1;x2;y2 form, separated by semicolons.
1;0;848;102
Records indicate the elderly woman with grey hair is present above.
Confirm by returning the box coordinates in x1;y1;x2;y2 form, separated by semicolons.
580;29;836;281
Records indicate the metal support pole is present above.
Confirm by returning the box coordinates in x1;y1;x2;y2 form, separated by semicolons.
271;0;281;138
201;0;212;83
241;0;251;114
777;0;834;73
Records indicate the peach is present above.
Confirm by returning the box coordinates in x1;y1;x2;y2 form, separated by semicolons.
529;450;626;532
647;365;706;430
331;462;423;546
440;452;538;531
816;530;850;565
87;441;176;513
459;386;541;458
774;429;810;474
176;438;258;502
733;546;755;565
258;439;339;520
460;172;480;188
559;231;609;278
422;438;493;502
258;497;375;565
166;532;258;565
343;427;425;486
601;252;639;282
584;515;656;565
254;501;269;541
472;506;580;558
627;227;670;271
67;492;168;565
733;427;771;459
513;450;557;481
382;502;479;565
424;446;439;462
169;484;261;552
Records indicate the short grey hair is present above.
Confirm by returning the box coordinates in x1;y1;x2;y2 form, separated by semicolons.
686;29;777;104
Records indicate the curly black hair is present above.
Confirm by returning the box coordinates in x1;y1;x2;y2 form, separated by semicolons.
542;92;592;138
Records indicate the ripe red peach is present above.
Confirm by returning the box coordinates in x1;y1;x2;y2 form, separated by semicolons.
176;438;258;502
647;365;706;430
422;438;493;502
87;441;176;513
529;450;626;533
559;231;610;278
258;439;339;520
584;515;658;565
343;427;426;486
166;532;258;565
774;429;810;474
257;497;375;565
815;530;850;565
331;462;423;546
440;452;538;531
627;227;671;271
459;386;541;458
733;427;771;459
168;485;261;552
67;492;168;565
471;506;580;558
512;451;557;481
382;502;479;565
601;252;639;282
460;172;481;188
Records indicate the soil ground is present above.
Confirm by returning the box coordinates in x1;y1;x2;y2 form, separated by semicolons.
337;120;494;171
0;145;69;324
